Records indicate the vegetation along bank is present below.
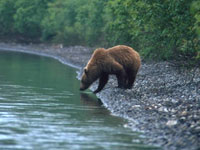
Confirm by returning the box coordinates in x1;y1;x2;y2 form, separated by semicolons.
0;0;199;63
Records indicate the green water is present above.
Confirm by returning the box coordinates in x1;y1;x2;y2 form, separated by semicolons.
0;51;158;150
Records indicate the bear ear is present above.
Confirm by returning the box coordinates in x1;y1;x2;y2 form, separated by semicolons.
84;68;88;75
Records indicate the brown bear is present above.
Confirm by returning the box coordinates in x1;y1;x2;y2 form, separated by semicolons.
80;45;141;93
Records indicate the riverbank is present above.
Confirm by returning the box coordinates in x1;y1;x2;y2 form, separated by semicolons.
0;42;199;150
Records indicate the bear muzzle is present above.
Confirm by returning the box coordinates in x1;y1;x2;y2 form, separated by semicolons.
80;87;85;91
80;83;88;91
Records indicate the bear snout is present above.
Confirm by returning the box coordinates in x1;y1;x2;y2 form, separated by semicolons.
80;87;85;91
80;86;84;91
80;83;87;91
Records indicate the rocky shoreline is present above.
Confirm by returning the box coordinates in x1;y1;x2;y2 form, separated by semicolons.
0;42;199;150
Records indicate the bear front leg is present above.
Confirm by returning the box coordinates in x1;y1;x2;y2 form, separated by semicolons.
93;73;109;93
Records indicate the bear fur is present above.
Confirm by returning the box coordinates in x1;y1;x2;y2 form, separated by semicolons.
80;45;141;93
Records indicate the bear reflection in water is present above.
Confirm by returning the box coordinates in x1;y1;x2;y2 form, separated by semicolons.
80;45;141;93
80;93;103;106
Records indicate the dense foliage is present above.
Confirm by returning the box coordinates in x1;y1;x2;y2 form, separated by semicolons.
0;0;199;61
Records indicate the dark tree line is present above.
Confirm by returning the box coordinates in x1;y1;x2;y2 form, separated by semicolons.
0;0;199;62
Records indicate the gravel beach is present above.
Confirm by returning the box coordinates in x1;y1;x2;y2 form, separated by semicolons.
0;42;199;150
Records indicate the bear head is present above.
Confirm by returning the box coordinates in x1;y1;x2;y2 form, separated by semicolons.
80;48;105;91
80;66;99;91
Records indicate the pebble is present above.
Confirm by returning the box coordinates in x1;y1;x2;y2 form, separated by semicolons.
158;107;168;113
166;120;178;126
181;111;188;116
131;105;141;109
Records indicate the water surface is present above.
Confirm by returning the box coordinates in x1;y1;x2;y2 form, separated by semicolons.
0;51;159;150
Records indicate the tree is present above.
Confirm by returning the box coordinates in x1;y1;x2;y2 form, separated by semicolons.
14;0;51;38
75;0;107;46
0;0;16;35
41;0;82;45
104;0;199;61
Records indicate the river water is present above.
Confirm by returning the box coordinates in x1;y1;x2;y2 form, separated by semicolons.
0;51;159;150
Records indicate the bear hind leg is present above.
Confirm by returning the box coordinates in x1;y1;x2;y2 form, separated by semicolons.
116;70;127;89
127;72;137;89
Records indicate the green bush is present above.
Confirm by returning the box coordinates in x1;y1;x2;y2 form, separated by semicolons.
42;0;106;46
14;0;50;38
0;0;16;35
41;0;77;43
104;0;199;61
